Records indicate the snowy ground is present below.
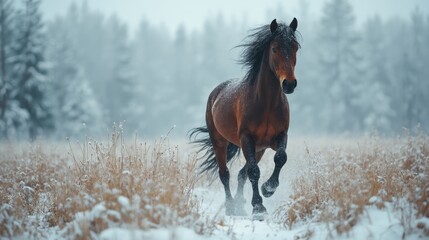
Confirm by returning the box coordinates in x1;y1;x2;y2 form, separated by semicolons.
97;197;423;240
0;138;429;240
188;188;421;240
98;178;420;240
97;137;426;240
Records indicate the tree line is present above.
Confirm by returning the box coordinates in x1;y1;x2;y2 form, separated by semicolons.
1;0;428;140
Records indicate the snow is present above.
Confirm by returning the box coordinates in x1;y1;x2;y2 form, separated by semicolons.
100;227;205;240
368;195;382;204
118;196;130;209
92;141;427;240
96;193;423;240
3;137;427;239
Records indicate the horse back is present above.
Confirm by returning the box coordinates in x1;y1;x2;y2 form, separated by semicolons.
206;80;243;146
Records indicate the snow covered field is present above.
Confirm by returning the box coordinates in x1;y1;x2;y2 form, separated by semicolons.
1;132;428;239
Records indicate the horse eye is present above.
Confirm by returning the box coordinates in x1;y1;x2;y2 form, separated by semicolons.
271;47;277;53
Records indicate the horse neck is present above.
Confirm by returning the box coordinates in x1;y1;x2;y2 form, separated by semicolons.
254;50;283;104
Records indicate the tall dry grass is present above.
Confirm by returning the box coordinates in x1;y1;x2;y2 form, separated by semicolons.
276;132;429;236
0;126;201;239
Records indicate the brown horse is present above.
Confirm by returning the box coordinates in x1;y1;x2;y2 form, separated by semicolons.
189;18;300;220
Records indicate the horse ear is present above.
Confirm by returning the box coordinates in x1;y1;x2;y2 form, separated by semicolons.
270;19;278;33
290;17;298;32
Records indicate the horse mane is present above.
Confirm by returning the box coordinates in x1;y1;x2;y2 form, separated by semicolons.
237;21;301;83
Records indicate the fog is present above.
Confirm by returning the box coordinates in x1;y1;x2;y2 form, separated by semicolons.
41;0;429;35
1;0;428;140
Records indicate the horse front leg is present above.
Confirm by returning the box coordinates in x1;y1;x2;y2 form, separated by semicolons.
240;134;267;220
262;133;287;198
234;150;265;216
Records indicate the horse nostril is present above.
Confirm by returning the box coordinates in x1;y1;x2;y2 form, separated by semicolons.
282;79;297;94
283;79;296;86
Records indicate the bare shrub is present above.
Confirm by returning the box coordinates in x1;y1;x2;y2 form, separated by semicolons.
276;132;429;236
0;126;201;238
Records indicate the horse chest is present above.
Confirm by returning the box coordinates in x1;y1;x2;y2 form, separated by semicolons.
255;124;277;144
250;112;287;147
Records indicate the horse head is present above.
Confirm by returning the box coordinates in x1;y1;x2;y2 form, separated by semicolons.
268;18;299;94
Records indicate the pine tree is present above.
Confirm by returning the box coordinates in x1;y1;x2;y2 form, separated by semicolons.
200;15;240;88
104;16;137;129
0;0;22;138
0;0;13;113
386;10;429;132
172;25;194;132
360;16;392;132
410;8;429;130
132;19;173;135
10;0;52;138
63;2;110;125
46;20;103;138
318;0;362;133
274;1;321;134
396;52;419;130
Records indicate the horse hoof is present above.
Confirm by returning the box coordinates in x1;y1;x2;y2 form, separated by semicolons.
252;212;266;221
261;181;278;198
225;201;235;216
234;205;247;216
233;197;247;216
252;204;267;221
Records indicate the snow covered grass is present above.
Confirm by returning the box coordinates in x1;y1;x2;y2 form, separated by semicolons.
1;130;429;239
276;132;429;237
0;126;202;239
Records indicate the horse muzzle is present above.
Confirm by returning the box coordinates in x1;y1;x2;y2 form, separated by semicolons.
282;79;297;94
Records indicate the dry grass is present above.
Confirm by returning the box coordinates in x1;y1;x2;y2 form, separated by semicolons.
276;132;429;236
2;128;429;239
0;125;201;239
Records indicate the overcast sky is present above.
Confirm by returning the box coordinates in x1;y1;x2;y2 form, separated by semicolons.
41;0;429;35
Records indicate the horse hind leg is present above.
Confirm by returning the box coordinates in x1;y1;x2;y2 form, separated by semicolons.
262;133;287;198
233;165;247;216
210;134;235;216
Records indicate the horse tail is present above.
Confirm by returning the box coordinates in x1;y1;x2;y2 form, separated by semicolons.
188;126;240;175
